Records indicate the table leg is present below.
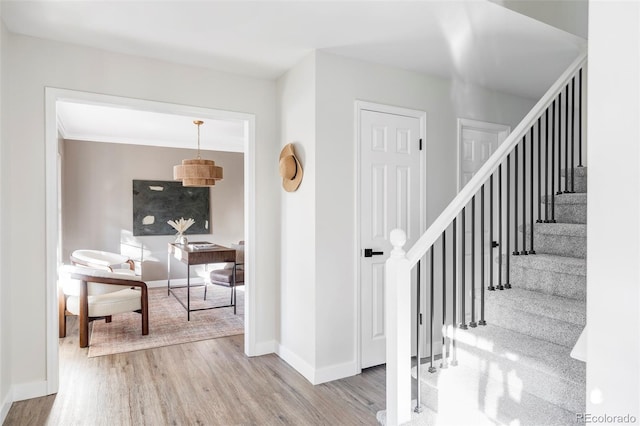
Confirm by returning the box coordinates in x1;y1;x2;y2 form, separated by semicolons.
167;250;171;296
187;264;191;321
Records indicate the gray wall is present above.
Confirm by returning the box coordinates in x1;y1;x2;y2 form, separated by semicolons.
62;139;244;281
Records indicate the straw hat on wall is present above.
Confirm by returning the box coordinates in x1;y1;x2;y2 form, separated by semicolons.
279;143;303;192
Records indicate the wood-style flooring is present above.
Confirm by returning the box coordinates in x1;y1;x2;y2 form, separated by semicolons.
4;317;391;425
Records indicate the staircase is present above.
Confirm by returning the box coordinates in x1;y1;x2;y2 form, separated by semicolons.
406;168;587;425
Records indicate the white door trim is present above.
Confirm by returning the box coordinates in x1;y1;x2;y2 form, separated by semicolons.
457;118;511;192
354;100;427;372
44;88;257;395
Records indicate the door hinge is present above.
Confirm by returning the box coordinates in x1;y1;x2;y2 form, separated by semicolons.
419;138;423;151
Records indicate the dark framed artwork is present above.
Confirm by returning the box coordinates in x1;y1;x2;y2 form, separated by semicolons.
132;180;210;236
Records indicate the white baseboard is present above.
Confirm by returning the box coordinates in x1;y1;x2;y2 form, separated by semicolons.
250;339;277;357
276;345;357;385
276;344;316;384
313;360;359;384
0;387;13;424
12;380;48;402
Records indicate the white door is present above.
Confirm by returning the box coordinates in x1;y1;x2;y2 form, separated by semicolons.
360;109;422;369
458;119;509;319
458;118;510;191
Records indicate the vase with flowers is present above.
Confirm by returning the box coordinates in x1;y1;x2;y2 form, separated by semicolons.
168;217;195;244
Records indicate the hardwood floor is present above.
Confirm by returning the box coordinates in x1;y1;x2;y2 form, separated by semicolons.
4;318;390;425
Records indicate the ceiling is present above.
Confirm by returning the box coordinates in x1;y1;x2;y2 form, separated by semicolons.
1;0;586;151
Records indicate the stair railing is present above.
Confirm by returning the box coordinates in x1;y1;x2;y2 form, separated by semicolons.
384;51;587;426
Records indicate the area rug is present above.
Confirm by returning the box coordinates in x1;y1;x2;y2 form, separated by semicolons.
87;285;244;357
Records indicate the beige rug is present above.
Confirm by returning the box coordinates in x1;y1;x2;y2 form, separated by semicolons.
88;285;244;357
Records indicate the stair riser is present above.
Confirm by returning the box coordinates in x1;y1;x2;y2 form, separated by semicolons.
562;172;587;193
510;264;586;301
546;202;587;224
486;305;583;348
418;359;583;420
534;232;586;258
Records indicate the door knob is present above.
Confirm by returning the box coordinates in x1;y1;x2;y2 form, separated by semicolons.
364;248;384;258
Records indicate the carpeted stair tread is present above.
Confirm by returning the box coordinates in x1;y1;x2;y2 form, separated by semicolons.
410;363;577;425
561;167;587;177
486;288;585;326
412;325;584;420
511;253;585;275
534;222;586;237
542;192;587;205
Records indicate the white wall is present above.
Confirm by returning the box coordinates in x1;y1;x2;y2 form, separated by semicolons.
276;50;536;382
62;140;244;281
0;13;12;425
587;1;640;420
276;52;317;380
4;33;279;396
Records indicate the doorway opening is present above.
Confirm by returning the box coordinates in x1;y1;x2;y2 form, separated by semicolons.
44;88;256;394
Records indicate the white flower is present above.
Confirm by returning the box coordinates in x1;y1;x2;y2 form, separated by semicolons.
167;217;195;234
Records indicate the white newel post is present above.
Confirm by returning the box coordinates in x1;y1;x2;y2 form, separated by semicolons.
385;229;412;426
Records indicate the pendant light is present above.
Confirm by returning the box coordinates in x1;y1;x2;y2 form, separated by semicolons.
173;120;223;187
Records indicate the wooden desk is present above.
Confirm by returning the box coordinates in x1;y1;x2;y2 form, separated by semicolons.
167;242;236;320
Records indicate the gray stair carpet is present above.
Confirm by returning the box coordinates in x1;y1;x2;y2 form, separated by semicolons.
527;222;587;258
510;254;586;300
542;192;587;224
561;166;587;193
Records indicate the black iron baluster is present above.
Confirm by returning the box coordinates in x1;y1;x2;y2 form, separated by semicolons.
564;84;569;193
429;248;436;373
513;145;519;256
505;155;512;289
550;99;557;223
489;174;496;291
557;91;563;196
480;185;486;326
470;195;477;328
498;164;504;290
441;231;448;368
522;135;528;255
451;217;458;366
570;75;576;192
530;125;536;254
460;208;468;329
578;68;583;168
537;117;542;224
544;108;549;223
415;259;423;413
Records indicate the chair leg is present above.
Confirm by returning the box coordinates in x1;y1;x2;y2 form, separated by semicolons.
105;316;112;323
58;288;67;338
79;280;89;348
233;286;237;315
204;283;208;301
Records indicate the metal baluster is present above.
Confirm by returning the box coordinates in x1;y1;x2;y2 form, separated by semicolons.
550;99;557;223
558;91;563;196
470;196;477;328
428;248;436;373
537;117;542;224
415;260;423;413
530;125;536;254
570;76;576;192
489;174;496;291
505;155;512;289
480;185;486;326
544;108;549;222
460;207;468;329
441;232;448;368
578;68;583;167
451;217;458;366
564;84;569;193
513;145;519;256
498;164;504;290
522;135;528;255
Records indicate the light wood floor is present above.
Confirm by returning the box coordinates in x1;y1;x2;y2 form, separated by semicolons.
4;317;394;426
